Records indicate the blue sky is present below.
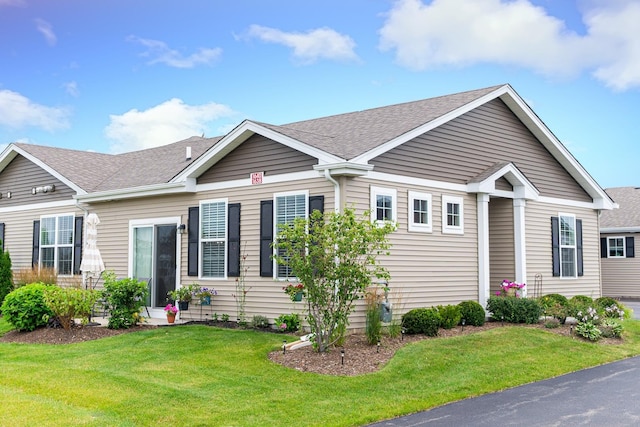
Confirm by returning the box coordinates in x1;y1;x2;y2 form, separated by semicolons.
1;0;638;189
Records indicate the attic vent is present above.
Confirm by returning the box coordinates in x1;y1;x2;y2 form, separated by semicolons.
186;146;192;161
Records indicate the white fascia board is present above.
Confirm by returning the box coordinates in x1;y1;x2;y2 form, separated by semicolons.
314;162;373;177
4;144;87;195
172;121;342;183
0;199;78;214
352;85;510;164
467;163;539;200
600;227;640;234
498;87;615;210
75;182;187;203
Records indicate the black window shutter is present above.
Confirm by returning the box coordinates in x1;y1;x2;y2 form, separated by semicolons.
227;203;241;277
309;195;324;216
187;207;199;276
600;237;608;258
73;216;83;275
260;200;273;277
0;222;4;252
576;219;583;276
551;216;560;277
626;236;635;258
32;220;40;267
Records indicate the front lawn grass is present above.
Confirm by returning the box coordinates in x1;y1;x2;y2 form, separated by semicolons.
2;318;640;426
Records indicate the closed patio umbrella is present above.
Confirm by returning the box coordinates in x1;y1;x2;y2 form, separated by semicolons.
80;212;105;289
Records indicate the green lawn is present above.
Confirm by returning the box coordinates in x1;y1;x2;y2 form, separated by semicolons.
2;318;640;427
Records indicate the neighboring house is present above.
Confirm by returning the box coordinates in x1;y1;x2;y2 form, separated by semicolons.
600;187;640;298
0;84;615;328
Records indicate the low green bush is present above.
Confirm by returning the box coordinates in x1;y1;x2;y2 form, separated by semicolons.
538;293;569;324
436;304;461;329
365;302;383;344
251;315;269;329
402;307;440;336
43;287;100;330
0;248;12;309
457;300;485;326
486;296;542;324
600;318;623;338
575;321;601;341
0;283;55;331
568;295;593;318
102;273;148;329
274;313;300;333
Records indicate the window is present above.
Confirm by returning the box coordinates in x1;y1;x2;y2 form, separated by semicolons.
40;214;74;275
559;213;576;277
607;237;625;258
371;186;397;224
442;195;464;234
408;191;432;232
200;200;227;278
275;191;308;279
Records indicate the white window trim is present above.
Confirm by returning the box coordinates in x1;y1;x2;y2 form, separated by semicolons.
200;198;228;280
39;212;75;276
408;190;432;233
273;190;309;280
559;212;577;278
442;195;464;235
607;236;626;258
370;186;397;225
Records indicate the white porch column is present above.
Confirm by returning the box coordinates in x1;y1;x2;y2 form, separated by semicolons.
477;193;490;308
513;198;527;296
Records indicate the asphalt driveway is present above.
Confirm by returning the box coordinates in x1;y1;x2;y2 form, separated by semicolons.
368;300;640;427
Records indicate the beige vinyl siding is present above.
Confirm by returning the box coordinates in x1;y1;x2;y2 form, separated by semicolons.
525;200;601;298
343;177;479;329
372;99;592;202
197;134;318;184
85;177;334;323
601;233;640;298
489;197;514;294
0;155;75;207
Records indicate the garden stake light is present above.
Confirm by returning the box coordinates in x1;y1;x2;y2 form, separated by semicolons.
377;340;380;353
501;315;504;326
461;318;466;332
341;349;345;365
283;340;286;355
401;328;405;341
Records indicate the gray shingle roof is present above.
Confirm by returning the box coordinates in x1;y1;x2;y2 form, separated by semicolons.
601;187;640;228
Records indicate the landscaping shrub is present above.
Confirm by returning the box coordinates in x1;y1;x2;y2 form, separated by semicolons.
365;289;383;344
251;315;270;329
594;297;620;311
436;304;461;329
102;273;148;329
42;287;100;330
401;307;440;336
538;293;569;324
486;296;542;324
274;313;300;333
12;266;57;288
0;247;12;309
599;318;623;338
0;283;55;331
575;320;601;341
568;295;593;318
457;300;485;326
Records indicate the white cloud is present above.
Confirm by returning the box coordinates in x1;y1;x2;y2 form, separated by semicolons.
35;18;57;46
105;98;237;153
0;90;70;131
246;25;359;64
379;0;640;90
127;36;222;68
63;81;79;97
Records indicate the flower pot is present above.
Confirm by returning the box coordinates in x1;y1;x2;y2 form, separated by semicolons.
506;288;516;297
167;314;176;324
178;301;189;311
293;291;303;302
201;296;211;305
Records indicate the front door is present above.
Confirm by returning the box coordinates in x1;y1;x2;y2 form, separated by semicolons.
132;220;179;309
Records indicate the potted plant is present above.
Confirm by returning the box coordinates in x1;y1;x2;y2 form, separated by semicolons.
499;280;526;297
195;286;217;305
164;303;178;323
169;286;193;311
283;283;304;302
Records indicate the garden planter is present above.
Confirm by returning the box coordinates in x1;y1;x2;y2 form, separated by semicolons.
167;314;176;324
178;301;189;311
506;288;516;297
201;296;211;305
293;291;303;302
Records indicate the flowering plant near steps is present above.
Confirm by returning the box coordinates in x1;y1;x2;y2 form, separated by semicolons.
283;283;304;300
497;280;526;297
164;304;178;315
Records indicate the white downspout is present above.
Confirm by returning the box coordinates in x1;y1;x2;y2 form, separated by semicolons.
324;169;340;212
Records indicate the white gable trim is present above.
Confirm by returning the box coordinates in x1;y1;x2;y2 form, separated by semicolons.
467;163;539;200
172;120;342;183
0;144;86;195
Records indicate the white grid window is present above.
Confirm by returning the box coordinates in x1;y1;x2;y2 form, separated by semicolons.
442;195;464;234
370;186;397;225
201;200;227;278
408;191;432;233
275;192;308;279
559;213;577;277
608;236;625;258
40;214;74;275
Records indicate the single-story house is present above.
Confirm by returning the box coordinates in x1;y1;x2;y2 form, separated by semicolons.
0;84;616;327
600;187;640;298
